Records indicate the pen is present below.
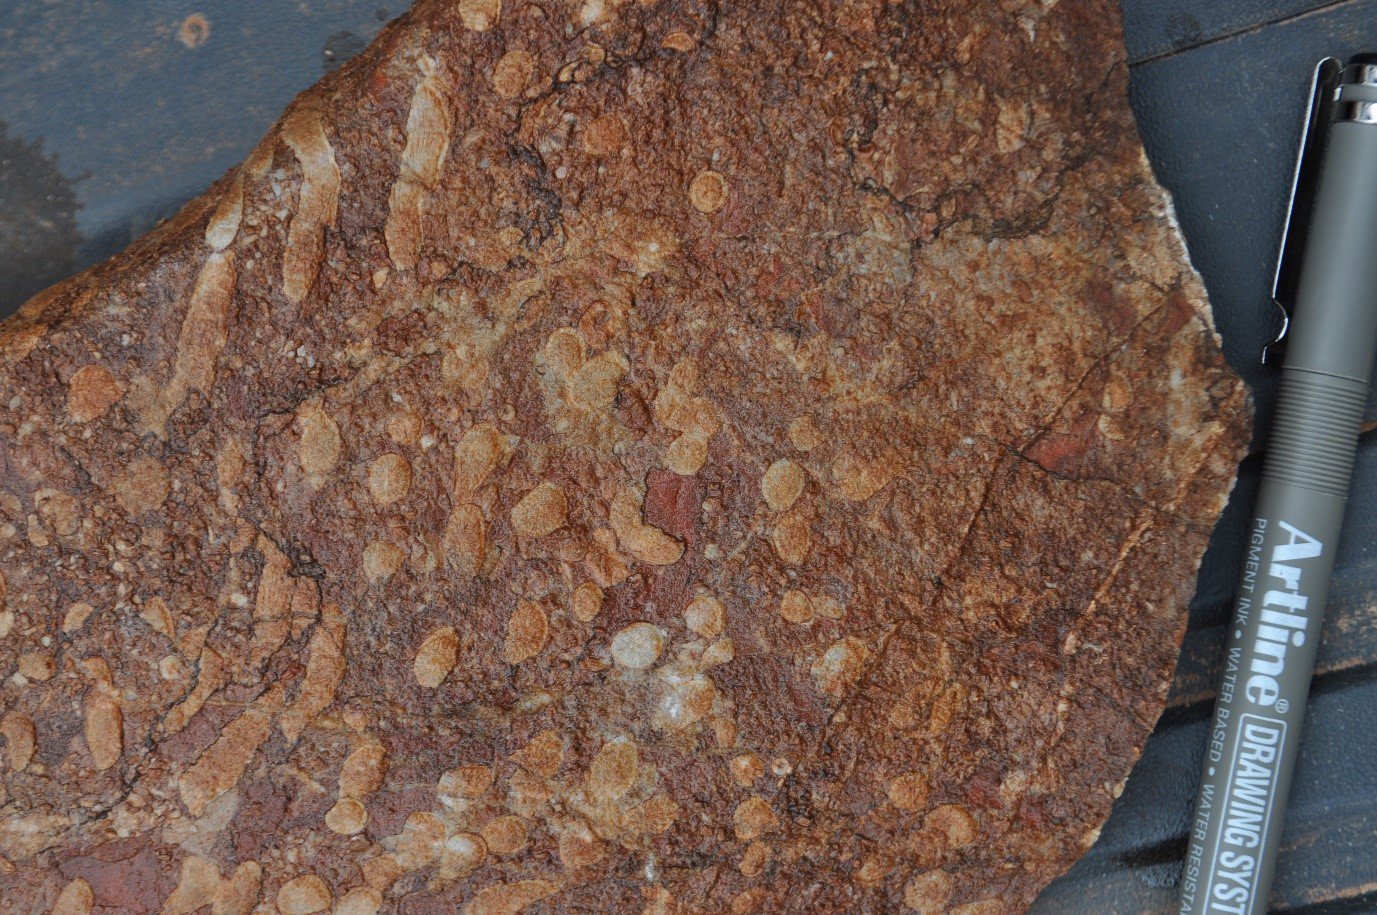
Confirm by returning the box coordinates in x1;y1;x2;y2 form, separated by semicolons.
1178;56;1377;915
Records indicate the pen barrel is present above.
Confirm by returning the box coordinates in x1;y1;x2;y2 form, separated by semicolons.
1179;121;1377;915
1178;470;1346;915
1282;120;1377;380
1263;368;1368;495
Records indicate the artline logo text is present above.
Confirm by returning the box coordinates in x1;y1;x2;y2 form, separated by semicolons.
1244;521;1323;710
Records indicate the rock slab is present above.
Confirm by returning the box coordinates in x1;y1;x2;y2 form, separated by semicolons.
0;1;1249;912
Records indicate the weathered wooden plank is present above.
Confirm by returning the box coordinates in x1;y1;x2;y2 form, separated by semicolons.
0;0;392;315
1122;0;1343;65
1032;868;1177;914
1171;572;1377;709
1170;435;1377;710
1128;0;1377;417
1043;672;1377;912
1037;806;1377;913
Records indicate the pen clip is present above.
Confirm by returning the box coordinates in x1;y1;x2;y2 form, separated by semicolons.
1267;57;1344;365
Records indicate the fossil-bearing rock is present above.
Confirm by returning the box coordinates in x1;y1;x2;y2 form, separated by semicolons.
0;0;1248;912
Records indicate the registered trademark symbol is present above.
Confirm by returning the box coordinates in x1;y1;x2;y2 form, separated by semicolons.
1276;699;1290;713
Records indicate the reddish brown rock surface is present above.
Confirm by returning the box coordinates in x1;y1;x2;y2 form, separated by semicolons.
0;0;1248;912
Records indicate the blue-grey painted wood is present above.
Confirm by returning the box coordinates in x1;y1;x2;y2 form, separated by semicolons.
1037;673;1377;913
1038;4;1377;908
1127;0;1377;432
0;0;392;310
1121;0;1349;64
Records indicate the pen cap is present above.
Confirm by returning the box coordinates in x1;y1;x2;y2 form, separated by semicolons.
1336;53;1377;108
1283;114;1377;383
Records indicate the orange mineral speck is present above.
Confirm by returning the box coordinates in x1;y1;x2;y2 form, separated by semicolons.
588;736;639;802
335;888;384;915
277;874;332;915
83;692;123;771
178;14;210;49
729;753;765;788
770;509;811;565
34;488;78;537
689;170;729;213
178;687;282;815
739;840;770;877
684;592;725;638
17;650;55;681
452;423;515;499
1;712;36;772
559;819;606;870
481;815;528;856
761;458;805;511
414;626;460;688
571;581;604;622
654;668;716;732
661;30;695;52
904;871;955;914
636;794;681;833
441;764;495;799
491;49;534;98
732;796;779;842
339;741;387;799
567;352;629;412
363;540;405;582
386;406;422;445
63;601;95;633
886;772;930;810
511;482;568;538
832;450;897;502
395;811;446;869
810;636;870;697
664;432;710;475
50;878;94;915
162;857;221;915
925;803;979;848
504;601;549;665
325;797;368;835
789;415;821;452
458;0;502;32
731;888;768;914
644;887;675;915
280;108;340;302
611;622;665;670
66;365;122;423
610;485;684;566
581;114;627;157
542;327;586;379
513;729;564;778
701;637;735;667
778;589;813;624
857;855;891;884
112;455;170;515
443;502;488;576
138;597;175;638
297;400;342;480
367;452;412;505
463;879;559;915
438;831;488;881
